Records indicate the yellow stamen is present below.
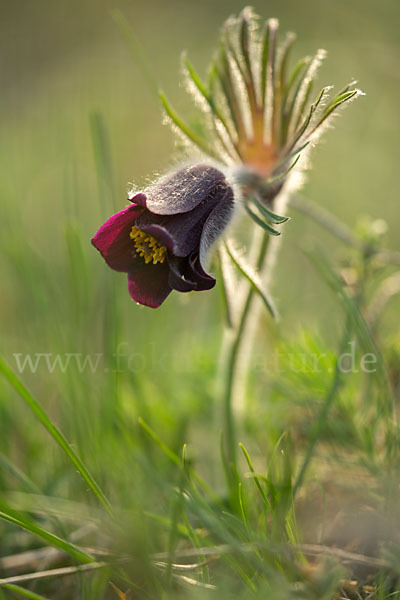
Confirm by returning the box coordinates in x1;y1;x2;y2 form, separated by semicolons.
130;225;167;265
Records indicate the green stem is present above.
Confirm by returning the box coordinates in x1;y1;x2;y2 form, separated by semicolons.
223;233;270;470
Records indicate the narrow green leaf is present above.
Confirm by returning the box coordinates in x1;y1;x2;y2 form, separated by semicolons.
238;8;254;90
183;56;238;155
224;242;277;319
159;92;220;159
281;57;310;143
138;418;221;504
0;508;94;564
0;453;41;495
216;44;246;141
183;55;211;105
3;585;51;600
219;432;242;514
251;199;289;224
143;513;189;539
268;20;280;145
224;14;259;120
284;55;314;131
260;22;269;107
226;40;258;117
217;248;235;329
238;483;249;531
245;205;281;236
266;153;302;185
294;79;313;129
0;357;113;517
239;444;271;509
207;59;218;94
279;33;296;92
261;19;278;110
272;31;295;147
288;49;326;135
309;89;359;134
275;140;310;171
287;86;328;152
138;417;181;467
323;89;358;116
282;57;310;110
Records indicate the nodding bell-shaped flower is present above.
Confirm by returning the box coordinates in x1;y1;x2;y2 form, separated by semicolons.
91;164;234;308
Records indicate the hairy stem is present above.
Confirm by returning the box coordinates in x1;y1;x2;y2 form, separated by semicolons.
222;232;270;470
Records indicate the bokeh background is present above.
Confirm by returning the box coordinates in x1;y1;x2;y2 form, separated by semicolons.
1;1;400;594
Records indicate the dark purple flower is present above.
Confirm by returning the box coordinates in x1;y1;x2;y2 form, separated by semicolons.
91;164;234;308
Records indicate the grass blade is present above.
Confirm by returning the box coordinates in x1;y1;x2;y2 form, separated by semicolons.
0;454;41;495
111;9;159;101
89;112;116;214
0;357;113;517
139;419;223;508
239;444;271;509
0;508;94;564
138;417;182;467
2;584;51;599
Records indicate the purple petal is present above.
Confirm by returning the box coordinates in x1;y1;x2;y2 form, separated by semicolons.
91;204;143;272
144;164;227;215
127;192;147;207
167;256;198;292
199;187;235;266
136;187;223;257
167;254;215;293
185;253;216;290
127;260;172;308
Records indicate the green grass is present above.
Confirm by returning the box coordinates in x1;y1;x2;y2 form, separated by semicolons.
1;1;400;598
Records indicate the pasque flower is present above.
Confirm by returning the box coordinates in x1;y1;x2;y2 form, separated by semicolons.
92;7;361;308
92;164;234;308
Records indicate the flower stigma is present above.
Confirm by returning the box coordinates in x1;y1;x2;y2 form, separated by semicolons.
130;225;167;265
